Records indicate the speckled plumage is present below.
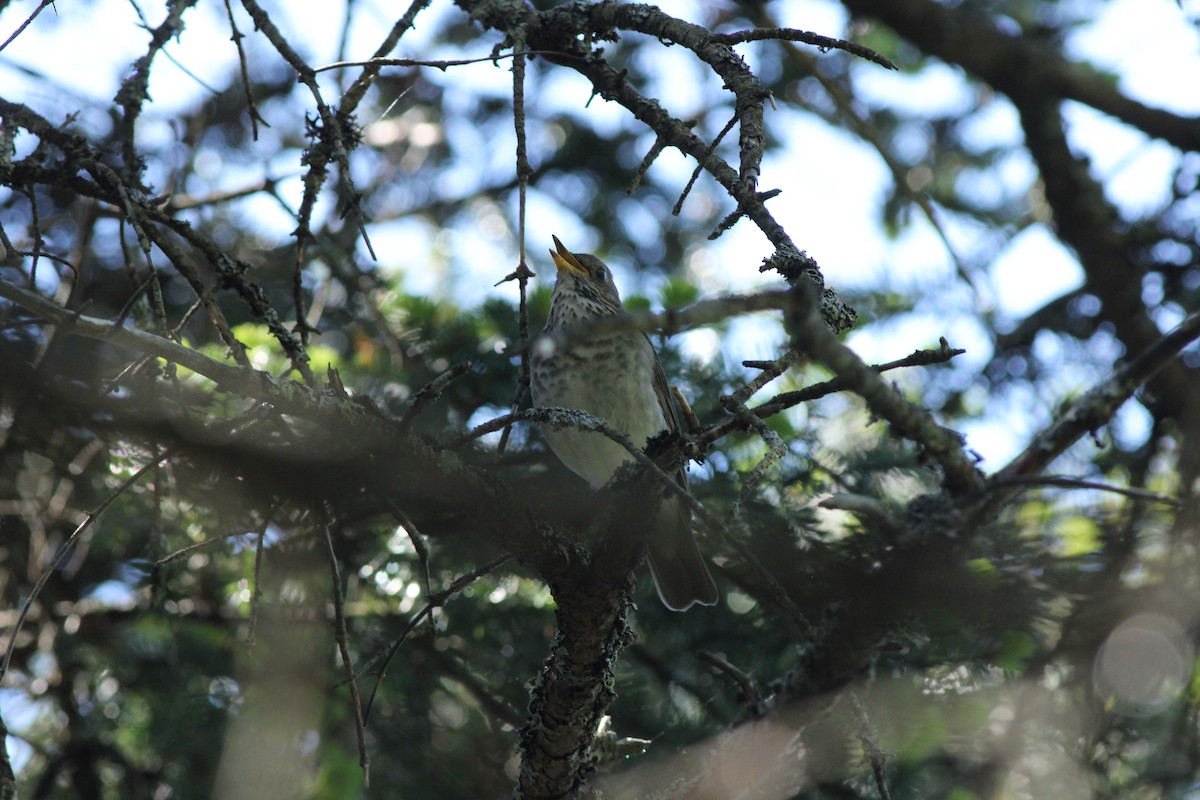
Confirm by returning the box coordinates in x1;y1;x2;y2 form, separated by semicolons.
531;237;718;611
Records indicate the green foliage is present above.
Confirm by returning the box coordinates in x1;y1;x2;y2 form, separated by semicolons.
1054;514;1103;557
659;275;701;310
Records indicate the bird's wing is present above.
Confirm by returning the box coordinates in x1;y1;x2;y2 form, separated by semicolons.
645;333;689;488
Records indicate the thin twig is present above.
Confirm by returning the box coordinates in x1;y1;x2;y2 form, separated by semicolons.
1;451;171;684
708;188;781;240
989;475;1180;507
0;0;58;53
721;393;787;510
786;289;985;496
772;28;975;289
495;33;536;459
315;51;566;74
115;0;196;182
26;186;44;286
848;691;893;800
338;0;432;113
155;529;255;566
818;494;903;536
434;650;526;728
711;27;897;71
222;0;268;139
699;651;765;714
169;299;205;340
698;340;966;450
673;113;738;216
237;0;371;354
323;517;370;786
399;361;474;426
165;176;286;211
627;130;674;195
382;500;435;634
359;554;514;721
141;228;251;367
732;349;803;405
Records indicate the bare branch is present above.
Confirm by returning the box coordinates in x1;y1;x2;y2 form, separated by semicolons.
785;284;985;496
699;650;766;714
0;278;322;415
359;554;515;721
988;475;1180;507
1;451;170;684
0;0;57;53
337;0;433;112
399;361;475;427
711;27;897;70
322;517;370;786
991;310;1200;492
316;50;565;74
721;393;787;510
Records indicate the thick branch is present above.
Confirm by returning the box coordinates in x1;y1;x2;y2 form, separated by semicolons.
784;285;985;496
0;278;573;582
843;0;1197;419
0;279;322;418
517;571;636;799
841;0;1200;153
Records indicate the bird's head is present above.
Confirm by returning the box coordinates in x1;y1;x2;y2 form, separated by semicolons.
549;235;623;315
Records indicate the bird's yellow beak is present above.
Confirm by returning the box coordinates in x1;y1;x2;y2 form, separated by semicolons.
550;235;588;277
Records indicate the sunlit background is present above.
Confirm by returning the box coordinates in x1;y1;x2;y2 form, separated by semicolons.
3;0;1200;796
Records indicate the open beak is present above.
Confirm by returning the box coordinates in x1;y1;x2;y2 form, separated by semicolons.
550;235;588;276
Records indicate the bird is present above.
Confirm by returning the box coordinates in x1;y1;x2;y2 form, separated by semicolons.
530;235;719;611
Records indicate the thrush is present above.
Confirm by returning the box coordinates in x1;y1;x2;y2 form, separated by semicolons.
530;236;718;611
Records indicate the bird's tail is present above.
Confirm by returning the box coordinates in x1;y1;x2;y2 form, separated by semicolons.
646;497;719;612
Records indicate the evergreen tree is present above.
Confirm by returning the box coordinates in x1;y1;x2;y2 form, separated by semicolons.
2;1;1198;798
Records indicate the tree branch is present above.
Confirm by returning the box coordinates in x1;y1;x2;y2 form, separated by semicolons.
784;284;985;496
990;310;1200;494
841;0;1200;153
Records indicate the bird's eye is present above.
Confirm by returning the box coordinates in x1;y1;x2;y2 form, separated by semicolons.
595;267;607;282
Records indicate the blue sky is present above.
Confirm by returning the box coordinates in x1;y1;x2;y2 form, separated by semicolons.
1;0;1197;457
